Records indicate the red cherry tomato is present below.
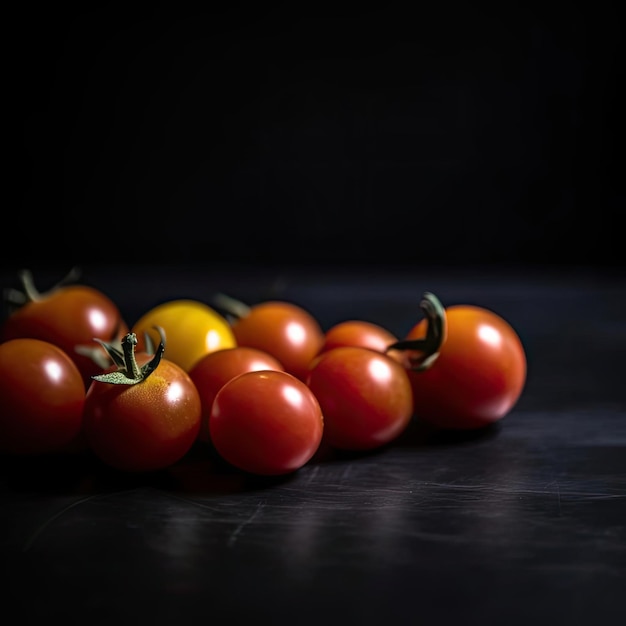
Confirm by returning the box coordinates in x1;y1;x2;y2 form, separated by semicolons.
315;318;405;368
82;332;201;472
306;346;414;451
209;370;324;476
188;346;285;444
226;299;325;382
405;304;527;430
0;338;86;455
1;269;128;389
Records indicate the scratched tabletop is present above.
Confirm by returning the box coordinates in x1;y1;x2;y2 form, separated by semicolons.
1;264;625;626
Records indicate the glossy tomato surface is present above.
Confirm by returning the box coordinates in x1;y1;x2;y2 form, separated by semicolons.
1;284;128;389
230;300;324;382
306;346;414;451
319;319;398;353
189;346;285;443
315;318;405;367
83;358;202;472
209;370;324;476
132;299;236;372
406;305;527;430
0;338;86;455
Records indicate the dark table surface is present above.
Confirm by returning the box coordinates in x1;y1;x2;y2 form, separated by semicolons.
1;263;625;625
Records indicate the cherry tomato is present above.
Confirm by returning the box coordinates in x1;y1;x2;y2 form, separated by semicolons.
1;268;128;389
189;346;285;443
0;338;86;455
83;332;201;472
225;299;325;382
209;370;324;476
404;304;527;430
132;299;236;372
320;319;398;353
306;346;414;451
314;318;405;368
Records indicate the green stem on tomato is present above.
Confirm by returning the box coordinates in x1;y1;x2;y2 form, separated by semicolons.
211;292;252;320
18;267;81;303
386;291;447;372
3;267;82;316
122;333;143;379
92;328;165;385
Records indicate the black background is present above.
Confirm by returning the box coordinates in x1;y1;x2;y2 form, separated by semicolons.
10;1;625;270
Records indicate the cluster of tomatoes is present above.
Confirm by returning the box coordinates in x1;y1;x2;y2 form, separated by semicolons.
0;268;527;477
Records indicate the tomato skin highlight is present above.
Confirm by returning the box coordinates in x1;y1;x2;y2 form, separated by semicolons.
229;301;324;382
0;338;86;455
209;370;324;476
306;346;414;451
314;319;405;368
1;285;128;389
83;358;201;472
406;305;527;430
189;347;285;444
132;299;236;373
319;319;399;354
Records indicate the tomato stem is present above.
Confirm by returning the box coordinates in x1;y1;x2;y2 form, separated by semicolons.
3;267;82;317
123;333;143;379
212;292;252;320
386;291;447;371
91;328;166;385
17;267;81;303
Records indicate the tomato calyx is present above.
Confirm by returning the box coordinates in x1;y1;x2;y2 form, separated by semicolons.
91;328;165;385
76;329;157;371
75;343;114;370
386;291;447;371
3;267;82;311
211;292;252;322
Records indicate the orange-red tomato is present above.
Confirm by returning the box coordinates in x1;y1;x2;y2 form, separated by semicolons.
0;338;86;455
210;370;324;476
405;305;527;430
315;318;405;367
319;319;398;354
188;346;285;443
307;346;414;451
229;300;324;382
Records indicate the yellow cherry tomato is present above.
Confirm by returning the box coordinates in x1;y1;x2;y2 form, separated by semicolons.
132;299;236;372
